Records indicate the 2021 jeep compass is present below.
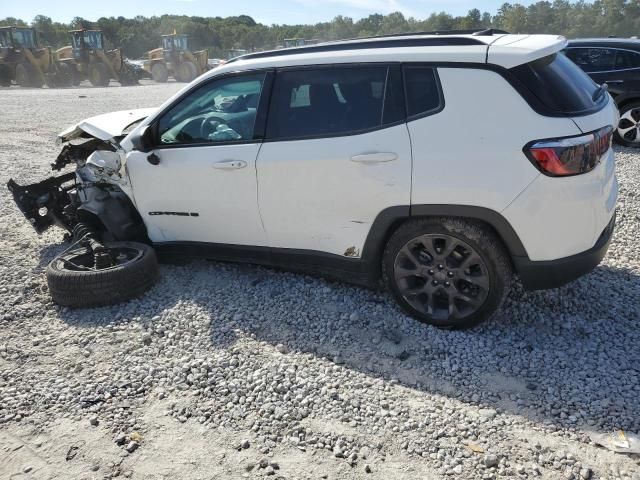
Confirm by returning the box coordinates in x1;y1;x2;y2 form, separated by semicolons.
8;29;618;328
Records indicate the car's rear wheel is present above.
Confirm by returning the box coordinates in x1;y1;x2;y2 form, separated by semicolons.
46;241;159;308
383;218;512;329
614;101;640;147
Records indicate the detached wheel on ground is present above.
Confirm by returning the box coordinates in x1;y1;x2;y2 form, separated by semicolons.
46;241;159;308
383;218;512;329
151;62;169;83
615;101;640;147
89;62;110;87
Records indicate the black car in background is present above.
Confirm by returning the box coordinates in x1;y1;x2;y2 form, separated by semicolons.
565;38;640;147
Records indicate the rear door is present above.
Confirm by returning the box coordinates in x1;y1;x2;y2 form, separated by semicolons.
610;48;640;97
256;64;410;258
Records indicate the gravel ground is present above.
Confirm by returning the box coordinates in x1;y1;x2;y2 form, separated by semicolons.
0;83;639;480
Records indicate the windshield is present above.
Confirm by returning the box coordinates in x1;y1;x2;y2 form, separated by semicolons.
173;36;188;51
11;29;36;49
83;31;103;49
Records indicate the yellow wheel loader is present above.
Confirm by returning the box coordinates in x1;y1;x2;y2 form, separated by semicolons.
144;33;208;83
0;26;72;88
56;30;138;87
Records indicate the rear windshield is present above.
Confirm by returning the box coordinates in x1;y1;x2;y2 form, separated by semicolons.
509;52;604;115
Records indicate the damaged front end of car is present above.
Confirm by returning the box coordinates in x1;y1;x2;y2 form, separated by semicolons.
7;110;151;269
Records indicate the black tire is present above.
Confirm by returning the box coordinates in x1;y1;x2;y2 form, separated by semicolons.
382;218;512;329
151;62;168;83
70;67;81;86
16;63;42;88
0;64;12;86
54;63;73;87
89;62;110;87
46;241;159;308
176;61;197;82
614;101;640;148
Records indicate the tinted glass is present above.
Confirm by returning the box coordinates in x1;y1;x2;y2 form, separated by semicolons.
174;36;188;51
510;53;601;114
267;67;388;140
565;48;616;72
0;30;10;48
159;72;265;145
84;31;103;50
615;49;640;69
11;29;36;49
403;66;442;117
383;66;405;125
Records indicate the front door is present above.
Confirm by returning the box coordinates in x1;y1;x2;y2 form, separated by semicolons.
126;71;270;246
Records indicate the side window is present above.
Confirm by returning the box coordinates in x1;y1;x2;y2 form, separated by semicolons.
614;49;640;70
403;66;442;118
158;72;266;145
382;66;405;125
565;48;616;72
266;66;392;140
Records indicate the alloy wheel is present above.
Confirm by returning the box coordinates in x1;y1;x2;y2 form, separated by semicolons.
618;107;640;144
393;234;490;322
54;245;144;272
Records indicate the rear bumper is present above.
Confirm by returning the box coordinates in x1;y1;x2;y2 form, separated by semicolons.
514;212;615;290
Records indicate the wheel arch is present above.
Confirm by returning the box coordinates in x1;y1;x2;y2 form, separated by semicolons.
362;204;528;281
77;189;149;243
614;94;640;111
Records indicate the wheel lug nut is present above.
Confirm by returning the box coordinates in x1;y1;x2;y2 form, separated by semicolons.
445;281;450;287
433;280;438;285
438;264;443;270
447;271;454;277
428;269;434;275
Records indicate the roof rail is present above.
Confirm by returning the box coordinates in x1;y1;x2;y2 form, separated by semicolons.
335;28;509;42
227;33;495;63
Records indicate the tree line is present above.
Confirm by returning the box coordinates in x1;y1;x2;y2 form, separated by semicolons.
2;1;640;60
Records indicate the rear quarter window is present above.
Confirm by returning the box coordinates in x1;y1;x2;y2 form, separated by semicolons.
510;53;604;115
403;66;443;118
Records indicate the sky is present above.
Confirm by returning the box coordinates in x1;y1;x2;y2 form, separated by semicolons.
1;0;540;25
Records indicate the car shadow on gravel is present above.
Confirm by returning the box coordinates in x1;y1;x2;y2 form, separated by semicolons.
49;245;639;435
213;264;639;432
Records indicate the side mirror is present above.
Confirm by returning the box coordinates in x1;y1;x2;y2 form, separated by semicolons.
130;125;154;153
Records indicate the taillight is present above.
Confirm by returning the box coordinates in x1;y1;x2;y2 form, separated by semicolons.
524;126;613;177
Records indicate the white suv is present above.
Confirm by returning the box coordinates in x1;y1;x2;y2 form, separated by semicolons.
8;29;618;328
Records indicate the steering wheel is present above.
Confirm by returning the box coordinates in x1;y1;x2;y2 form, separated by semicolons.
199;116;227;140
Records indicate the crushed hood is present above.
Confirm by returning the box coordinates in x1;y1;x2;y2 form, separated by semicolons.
57;108;157;143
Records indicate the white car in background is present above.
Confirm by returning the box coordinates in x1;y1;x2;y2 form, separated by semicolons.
8;29;618;328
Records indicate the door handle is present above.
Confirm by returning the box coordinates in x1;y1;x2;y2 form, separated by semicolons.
350;152;398;163
605;80;623;84
213;160;247;170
